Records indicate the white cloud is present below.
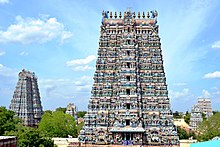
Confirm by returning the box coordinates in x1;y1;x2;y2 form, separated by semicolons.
173;82;187;86
0;51;6;56
72;65;95;71
0;15;72;44
201;89;210;98
39;76;93;100
169;88;189;99
66;55;96;71
0;0;9;4
211;41;220;48
0;64;17;77
66;55;96;66
203;71;220;79
19;51;28;56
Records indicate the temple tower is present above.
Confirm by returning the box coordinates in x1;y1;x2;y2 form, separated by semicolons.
9;69;43;127
79;10;179;146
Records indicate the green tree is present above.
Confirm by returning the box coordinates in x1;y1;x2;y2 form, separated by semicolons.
177;126;188;139
55;107;66;113
76;122;84;134
177;126;196;140
173;111;182;119
0;106;20;135
197;112;220;141
184;111;190;124
38;111;77;138
5;124;54;147
44;110;52;114
201;112;207;121
76;111;87;118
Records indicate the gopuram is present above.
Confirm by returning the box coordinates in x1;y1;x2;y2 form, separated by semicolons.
79;9;179;146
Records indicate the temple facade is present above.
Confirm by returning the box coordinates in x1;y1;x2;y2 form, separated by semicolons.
9;69;43;127
79;10;179;146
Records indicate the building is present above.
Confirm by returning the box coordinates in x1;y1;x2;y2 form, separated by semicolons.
0;136;17;147
189;98;213;130
197;98;212;118
52;138;80;147
66;103;77;118
78;9;179;146
189;104;203;130
9;69;43;127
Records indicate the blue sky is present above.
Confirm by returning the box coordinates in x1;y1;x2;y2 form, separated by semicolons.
0;0;220;112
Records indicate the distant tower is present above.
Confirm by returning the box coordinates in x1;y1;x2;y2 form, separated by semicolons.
197;98;212;118
9;69;43;127
189;104;203;130
66;103;77;118
79;10;179;146
189;98;213;130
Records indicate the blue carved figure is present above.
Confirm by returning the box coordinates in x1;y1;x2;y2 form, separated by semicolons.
102;11;109;24
150;10;158;25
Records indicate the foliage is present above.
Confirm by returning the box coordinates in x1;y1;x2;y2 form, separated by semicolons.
201;112;207;121
0;106;20;135
177;126;188;139
44;110;52;114
173;111;182;119
184;111;190;124
196;112;220;141
38;111;78;138
55;107;66;113
212;111;218;115
177;126;196;139
76;122;84;134
5;124;54;147
76;111;87;118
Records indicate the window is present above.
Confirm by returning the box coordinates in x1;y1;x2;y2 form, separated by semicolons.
126;120;130;126
126;76;130;81
127;40;131;45
127;62;131;68
126;89;130;95
126;104;130;109
127;50;130;56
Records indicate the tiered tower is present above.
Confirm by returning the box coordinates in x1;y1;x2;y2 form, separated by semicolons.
189;98;212;130
189;104;203;130
197;98;212;118
9;69;43;127
66;103;77;118
79;10;179;146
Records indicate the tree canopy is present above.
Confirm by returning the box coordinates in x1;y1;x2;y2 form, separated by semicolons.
55;107;66;113
173;111;182;119
184;111;190;124
1;106;54;147
196;112;220;141
38;110;77;138
76;111;87;118
5;124;54;147
0;106;20;135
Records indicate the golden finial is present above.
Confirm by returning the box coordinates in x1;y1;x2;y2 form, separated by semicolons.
110;12;112;18
114;12;117;18
142;12;145;18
